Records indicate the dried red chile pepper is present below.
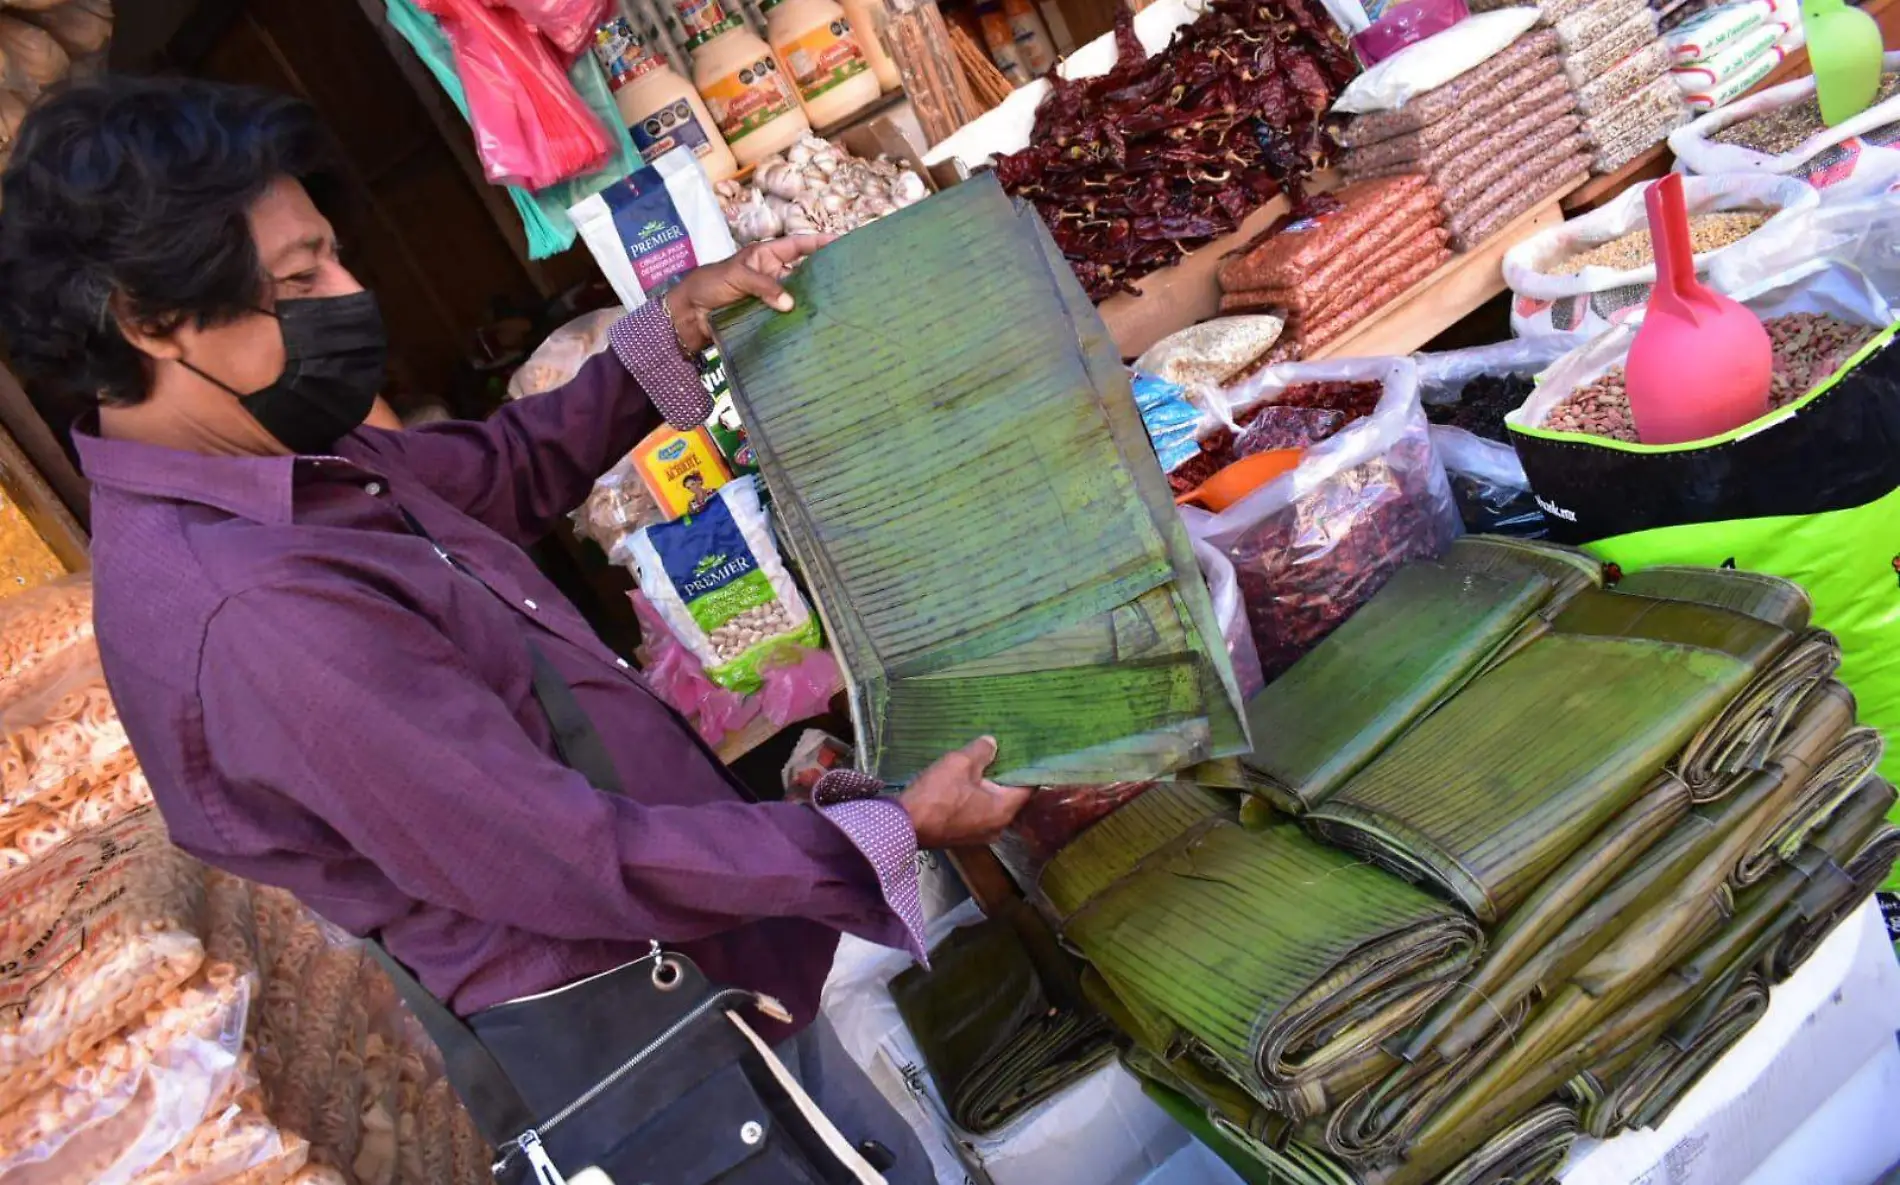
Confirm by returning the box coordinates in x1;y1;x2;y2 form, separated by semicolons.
1165;380;1382;493
995;0;1357;301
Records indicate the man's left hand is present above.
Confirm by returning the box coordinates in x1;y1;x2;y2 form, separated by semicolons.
664;234;834;353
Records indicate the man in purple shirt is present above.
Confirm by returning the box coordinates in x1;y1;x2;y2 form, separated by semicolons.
0;78;1028;1181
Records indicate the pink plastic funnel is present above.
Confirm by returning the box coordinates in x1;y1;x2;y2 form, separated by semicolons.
1624;174;1772;445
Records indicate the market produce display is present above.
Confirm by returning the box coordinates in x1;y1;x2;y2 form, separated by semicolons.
715;134;928;244
1424;373;1534;439
712;175;1249;784
1550;210;1765;272
1038;551;1893;1184
1713;70;1900;149
994;0;1357;300
1336;30;1589;248
1217;176;1451;358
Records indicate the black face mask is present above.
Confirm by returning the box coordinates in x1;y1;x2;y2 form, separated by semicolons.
183;291;387;455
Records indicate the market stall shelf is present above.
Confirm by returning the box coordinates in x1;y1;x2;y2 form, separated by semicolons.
1310;193;1572;360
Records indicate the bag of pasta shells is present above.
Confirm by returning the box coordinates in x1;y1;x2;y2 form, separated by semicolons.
1;650;134;823
0;577;94;696
129;1087;312;1185
0;757;152;876
0;808;209;1113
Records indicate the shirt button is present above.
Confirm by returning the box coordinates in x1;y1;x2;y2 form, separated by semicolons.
524;599;538;611
616;658;630;669
364;481;383;496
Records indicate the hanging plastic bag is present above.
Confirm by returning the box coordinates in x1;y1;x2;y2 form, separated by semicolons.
571;149;739;311
416;0;611;189
1502;174;1816;337
1190;537;1265;699
499;0;614;59
1184;356;1460;680
1707;194;1900;306
388;0;638;257
1667;51;1900;201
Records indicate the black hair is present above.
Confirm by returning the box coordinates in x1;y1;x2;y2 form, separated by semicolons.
0;76;335;411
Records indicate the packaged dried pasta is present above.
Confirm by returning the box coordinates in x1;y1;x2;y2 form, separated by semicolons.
0;808;209;1114
0;576;93;694
1;650;134;822
0;758;151;875
130;1091;311;1185
0;966;251;1184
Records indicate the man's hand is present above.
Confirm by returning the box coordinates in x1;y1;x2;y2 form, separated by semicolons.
899;737;1032;849
664;234;834;353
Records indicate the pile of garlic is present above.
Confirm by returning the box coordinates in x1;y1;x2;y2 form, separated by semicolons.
716;136;929;244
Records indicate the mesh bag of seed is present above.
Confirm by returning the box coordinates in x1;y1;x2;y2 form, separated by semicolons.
1184;356;1460;679
1503;173;1816;336
1445;136;1590;250
1552;0;1650;53
1669;54;1900;200
1576;41;1673;115
1506;259;1900;871
1562;8;1662;86
619;475;820;693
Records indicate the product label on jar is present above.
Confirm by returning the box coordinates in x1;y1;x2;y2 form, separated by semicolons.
601;163;702;294
700;56;801;144
630;98;717;160
778;21;870;102
677;0;727;38
594;17;666;92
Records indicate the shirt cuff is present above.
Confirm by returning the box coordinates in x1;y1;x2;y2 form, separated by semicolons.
816;796;928;963
609;302;713;429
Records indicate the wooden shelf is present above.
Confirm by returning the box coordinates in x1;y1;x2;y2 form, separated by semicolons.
1310;190;1572;360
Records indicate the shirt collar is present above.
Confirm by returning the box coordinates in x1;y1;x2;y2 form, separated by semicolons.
73;420;378;526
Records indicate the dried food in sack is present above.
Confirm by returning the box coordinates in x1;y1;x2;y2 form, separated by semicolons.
1219;176;1428;292
1671;62;1900;200
1222;192;1444;309
0;577;95;693
1235;406;1351;452
1553;0;1650;51
1;652;134;820
1332;9;1545;116
1712;71;1900;151
1552;212;1768;273
1563;9;1662;85
1281;230;1452;331
0;761;153;875
1337;54;1564;166
1132;317;1286;393
622;476;820;694
1447;139;1590;250
1346;72;1580;184
130;1092;311;1185
1426;373;1539;440
1196;359;1460;680
1336;34;1562;147
1592;109;1694;173
1577;42;1675;116
1665;1;1768;63
0;808;209;1113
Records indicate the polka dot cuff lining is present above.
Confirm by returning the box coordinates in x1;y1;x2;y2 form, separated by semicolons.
609;302;713;429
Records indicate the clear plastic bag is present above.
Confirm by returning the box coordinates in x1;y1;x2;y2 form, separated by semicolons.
0;648;135;824
1191;537;1265;699
129;1091;310;1185
1186;357;1461;680
506;306;623;400
1333;8;1543;114
0;575;94;695
415;0;611;189
569;459;663;555
628;590;762;745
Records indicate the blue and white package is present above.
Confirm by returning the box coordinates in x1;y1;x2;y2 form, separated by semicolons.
1131;370;1206;473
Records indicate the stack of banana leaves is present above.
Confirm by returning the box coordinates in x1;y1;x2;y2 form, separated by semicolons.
710;175;1248;785
1038;540;1898;1184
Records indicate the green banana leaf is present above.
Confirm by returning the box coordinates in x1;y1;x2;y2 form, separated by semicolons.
1039;783;1231;921
710;176;1245;783
1413;1102;1580;1185
1735;726;1885;885
1062;817;1483;1104
1613;566;1813;631
1675;632;1845;801
1240;562;1554;814
1769;787;1900;979
1443;536;1606;605
1575;974;1770;1138
1307;625;1765;924
1136;1068;1359;1185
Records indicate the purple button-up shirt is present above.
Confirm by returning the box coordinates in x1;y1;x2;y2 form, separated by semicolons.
77;304;920;1032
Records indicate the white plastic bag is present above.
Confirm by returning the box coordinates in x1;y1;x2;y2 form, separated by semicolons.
570;148;737;311
1502;174;1817;337
1707;194;1900;303
1185;356;1460;679
1332;8;1542;114
506;306;624;400
1190;538;1265;699
1668;52;1900;201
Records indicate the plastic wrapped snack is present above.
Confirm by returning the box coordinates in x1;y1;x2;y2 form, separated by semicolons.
0;808;209;1114
620;476;821;694
1552;0;1649;52
1575;41;1673;116
1337;48;1562;155
505;307;624;400
1562;8;1661;85
569;457;664;553
0;651;134;822
0;576;94;694
131;1091;311;1185
0;759;152;874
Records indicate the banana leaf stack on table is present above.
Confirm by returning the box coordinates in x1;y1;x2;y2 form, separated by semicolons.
710;175;1249;786
1035;545;1894;1184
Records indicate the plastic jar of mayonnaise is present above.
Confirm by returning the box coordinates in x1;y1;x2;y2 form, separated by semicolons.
760;0;883;128
594;17;740;182
837;0;903;91
687;15;813;167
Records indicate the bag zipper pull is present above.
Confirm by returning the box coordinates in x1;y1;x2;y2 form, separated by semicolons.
519;1130;568;1185
752;993;793;1024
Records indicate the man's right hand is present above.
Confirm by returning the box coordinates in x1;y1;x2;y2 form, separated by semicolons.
899;737;1032;849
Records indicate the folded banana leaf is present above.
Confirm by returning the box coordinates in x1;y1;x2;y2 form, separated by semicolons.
1307;622;1766;924
1443;536;1606;606
889;899;1116;1133
1734;725;1885;886
1573;974;1770;1139
1675;631;1844;801
1239;562;1554;814
1136;1068;1358;1185
1415;1102;1580;1185
1062;817;1483;1103
1613;566;1813;631
711;176;1245;783
1769;786;1900;980
1039;783;1230;920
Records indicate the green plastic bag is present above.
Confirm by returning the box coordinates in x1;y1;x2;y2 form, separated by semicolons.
384;0;641;259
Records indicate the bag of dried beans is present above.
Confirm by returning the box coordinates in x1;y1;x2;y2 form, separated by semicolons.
1503;173;1816;337
1507;260;1900;866
1182;356;1460;680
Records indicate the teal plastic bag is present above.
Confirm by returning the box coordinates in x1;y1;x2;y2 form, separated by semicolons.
385;0;641;259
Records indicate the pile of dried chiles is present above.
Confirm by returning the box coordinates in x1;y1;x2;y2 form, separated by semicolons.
1545;313;1879;441
995;0;1356;301
1424;373;1536;441
1167;379;1382;493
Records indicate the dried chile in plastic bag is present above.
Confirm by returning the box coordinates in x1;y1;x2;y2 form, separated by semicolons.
1235;406;1350;453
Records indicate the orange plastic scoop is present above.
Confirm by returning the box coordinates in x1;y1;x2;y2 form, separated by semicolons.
1175;448;1304;512
1624;173;1772;445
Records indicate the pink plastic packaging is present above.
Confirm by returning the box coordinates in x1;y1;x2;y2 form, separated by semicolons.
1354;0;1473;65
499;0;615;59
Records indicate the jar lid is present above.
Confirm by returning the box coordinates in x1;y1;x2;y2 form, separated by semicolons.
758;0;786;11
686;15;746;48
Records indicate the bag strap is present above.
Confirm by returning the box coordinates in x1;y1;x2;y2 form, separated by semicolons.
526;641;625;795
